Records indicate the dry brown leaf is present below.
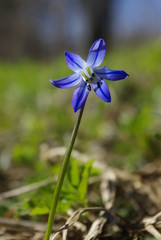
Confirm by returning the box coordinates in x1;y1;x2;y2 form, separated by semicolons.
84;215;107;240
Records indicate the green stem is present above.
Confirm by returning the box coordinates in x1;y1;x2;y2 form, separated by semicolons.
45;105;85;240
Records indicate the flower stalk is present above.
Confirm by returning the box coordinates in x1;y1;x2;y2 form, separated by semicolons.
45;104;85;240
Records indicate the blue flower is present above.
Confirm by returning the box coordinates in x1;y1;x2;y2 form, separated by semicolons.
50;39;129;112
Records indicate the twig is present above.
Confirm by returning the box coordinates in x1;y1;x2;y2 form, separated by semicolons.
0;177;56;200
145;225;161;240
0;217;58;232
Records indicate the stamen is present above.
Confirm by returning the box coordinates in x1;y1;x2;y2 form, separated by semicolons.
86;66;92;76
81;71;88;81
87;84;91;91
82;67;95;83
97;82;101;88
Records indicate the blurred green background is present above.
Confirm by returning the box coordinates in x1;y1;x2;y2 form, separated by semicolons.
0;42;160;173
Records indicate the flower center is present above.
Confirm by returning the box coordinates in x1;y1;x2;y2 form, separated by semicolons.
81;66;98;91
81;66;95;82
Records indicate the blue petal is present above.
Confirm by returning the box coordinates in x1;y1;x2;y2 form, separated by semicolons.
50;73;81;88
87;39;106;67
94;67;129;81
91;79;111;102
72;82;90;112
65;52;86;72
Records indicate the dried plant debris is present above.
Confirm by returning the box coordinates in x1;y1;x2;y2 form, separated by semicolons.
113;161;161;218
0;218;46;240
51;209;161;240
0;159;161;239
52;207;105;240
84;215;107;240
50;160;161;239
100;169;116;210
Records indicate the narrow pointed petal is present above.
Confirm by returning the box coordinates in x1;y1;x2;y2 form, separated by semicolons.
91;79;111;102
65;52;86;72
94;67;129;81
72;82;90;112
50;73;81;89
87;38;106;67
